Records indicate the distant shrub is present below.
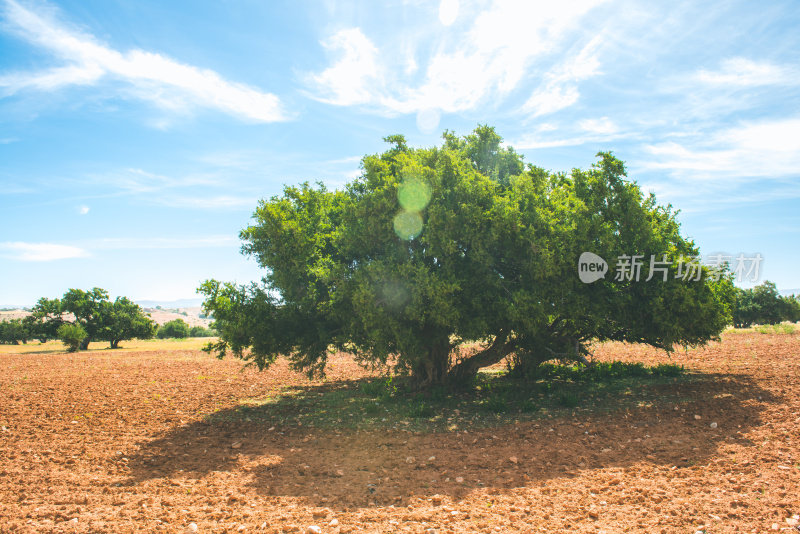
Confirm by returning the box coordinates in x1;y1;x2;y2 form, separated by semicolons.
157;319;190;339
58;323;88;352
0;319;28;345
189;325;216;337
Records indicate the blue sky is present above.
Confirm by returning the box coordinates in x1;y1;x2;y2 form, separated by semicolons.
1;0;799;305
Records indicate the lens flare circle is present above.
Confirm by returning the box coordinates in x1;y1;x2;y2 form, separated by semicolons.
393;211;424;240
398;178;432;212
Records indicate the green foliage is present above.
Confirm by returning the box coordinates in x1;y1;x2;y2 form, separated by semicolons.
28;289;155;349
98;297;156;348
200;126;733;388
755;323;795;334
405;397;435;418
157;319;191;339
189;325;216;337
522;361;684;382
558;392;580;408
61;288;109;349
58;323;87;352
28;297;65;342
0;319;28;345
732;281;799;328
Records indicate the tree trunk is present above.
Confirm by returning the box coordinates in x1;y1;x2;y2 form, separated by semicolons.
447;332;513;385
79;337;91;351
410;338;451;388
110;339;120;349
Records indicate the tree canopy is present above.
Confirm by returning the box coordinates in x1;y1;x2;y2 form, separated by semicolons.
200;126;734;387
0;319;28;345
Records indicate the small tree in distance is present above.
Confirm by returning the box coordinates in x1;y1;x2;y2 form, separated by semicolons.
0;319;28;345
30;288;155;350
100;297;157;348
189;325;216;337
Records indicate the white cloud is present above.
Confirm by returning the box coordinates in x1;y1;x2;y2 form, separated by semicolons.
78;205;89;215
0;241;88;261
695;57;797;87
306;0;606;116
521;36;602;117
643;118;800;179
0;0;288;122
512;116;625;149
578;117;618;135
438;0;459;26
309;28;381;107
522;85;579;118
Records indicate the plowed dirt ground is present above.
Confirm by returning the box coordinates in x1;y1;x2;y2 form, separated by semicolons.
1;333;799;533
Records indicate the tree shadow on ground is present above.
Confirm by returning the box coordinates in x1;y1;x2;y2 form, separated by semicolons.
125;371;775;511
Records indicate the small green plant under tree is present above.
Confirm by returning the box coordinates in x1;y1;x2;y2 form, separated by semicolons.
58;323;88;352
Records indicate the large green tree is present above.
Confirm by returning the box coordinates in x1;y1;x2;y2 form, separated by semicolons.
200;127;733;387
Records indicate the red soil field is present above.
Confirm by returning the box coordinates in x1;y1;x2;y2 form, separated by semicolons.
1;333;799;533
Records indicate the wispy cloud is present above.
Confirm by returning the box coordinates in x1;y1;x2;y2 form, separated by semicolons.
151;195;257;209
310;28;381;108
512;116;627;149
91;168;216;195
0;241;88;261
0;0;289;122
643;118;800;179
87;236;238;250
306;0;606;118
521;36;603;117
0;236;240;262
695;57;798;87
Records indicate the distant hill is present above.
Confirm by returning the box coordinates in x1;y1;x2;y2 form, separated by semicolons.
135;298;204;309
142;306;212;327
0;306;211;328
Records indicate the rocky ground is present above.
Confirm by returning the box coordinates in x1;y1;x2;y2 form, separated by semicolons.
0;332;798;533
